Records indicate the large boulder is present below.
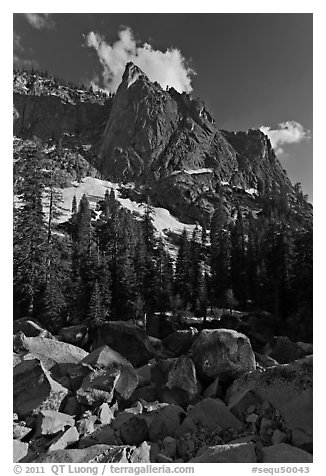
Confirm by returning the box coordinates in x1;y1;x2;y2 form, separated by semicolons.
191;329;256;382
187;398;242;432
261;443;313;463
190;442;257;463
92;321;154;367
14;334;88;366
14;359;68;417
226;356;313;450
80;345;139;401
162;329;198;357
13;318;54;339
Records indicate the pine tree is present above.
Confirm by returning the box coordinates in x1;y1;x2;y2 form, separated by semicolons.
210;200;231;306
13;147;47;319
175;228;192;308
230;207;246;308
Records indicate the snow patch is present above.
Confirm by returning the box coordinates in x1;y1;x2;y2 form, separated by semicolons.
245;188;259;196
57;177;199;236
184;168;214;175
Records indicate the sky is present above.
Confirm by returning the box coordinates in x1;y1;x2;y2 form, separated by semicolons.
13;13;313;200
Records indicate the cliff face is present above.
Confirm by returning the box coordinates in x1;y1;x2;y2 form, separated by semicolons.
13;71;112;144
96;63;295;222
13;65;309;225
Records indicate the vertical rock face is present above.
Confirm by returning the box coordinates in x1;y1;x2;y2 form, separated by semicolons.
96;62;298;222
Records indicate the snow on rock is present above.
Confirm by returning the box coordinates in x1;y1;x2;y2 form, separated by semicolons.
184;168;214;175
57;177;199;236
245;188;259;196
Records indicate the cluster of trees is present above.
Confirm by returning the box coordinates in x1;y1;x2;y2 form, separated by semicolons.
13;147;312;342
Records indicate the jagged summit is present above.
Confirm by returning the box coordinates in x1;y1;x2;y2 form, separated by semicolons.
13;66;312;226
121;62;150;89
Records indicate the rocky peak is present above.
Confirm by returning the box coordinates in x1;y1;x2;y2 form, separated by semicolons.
122;62;150;89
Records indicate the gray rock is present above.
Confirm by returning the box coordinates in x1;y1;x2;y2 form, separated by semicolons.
49;426;80;451
120;416;148;445
14;359;68;417
191;329;256;382
78;425;119;448
262;443;313;463
14;334;88;366
91;321;154;367
13;440;29;462
35;410;75;436
188;398;242;431
227;356;313;448
76;367;120;406
190;442;257;463
148;404;185;442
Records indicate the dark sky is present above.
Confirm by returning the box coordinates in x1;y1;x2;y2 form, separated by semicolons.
13;13;313;200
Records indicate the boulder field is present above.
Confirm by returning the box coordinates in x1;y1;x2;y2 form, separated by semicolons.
13;318;313;463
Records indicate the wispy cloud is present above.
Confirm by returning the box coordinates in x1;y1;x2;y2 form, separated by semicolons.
260;121;311;155
85;27;195;93
23;13;54;30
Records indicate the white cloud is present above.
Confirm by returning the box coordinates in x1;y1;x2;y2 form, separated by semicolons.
85;27;194;93
260;121;311;155
23;13;54;30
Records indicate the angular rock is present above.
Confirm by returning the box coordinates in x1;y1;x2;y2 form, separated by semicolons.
49;426;80;451
190;442;257;463
203;376;220;398
151;356;199;404
136;362;154;387
129;441;151;463
262;443;313;463
120;416;148;445
148;404;186;442
162;329;198;357
14;359;68;417
91;321;154;367
35;410;75;436
191;329;256;382
13;423;32;441
14;334;88;366
96;403;115;425
78;425;119;448
227;356;313;449
188;398;242;432
76;367;120;406
80;345;139;400
13;440;29;462
13;352;21;367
